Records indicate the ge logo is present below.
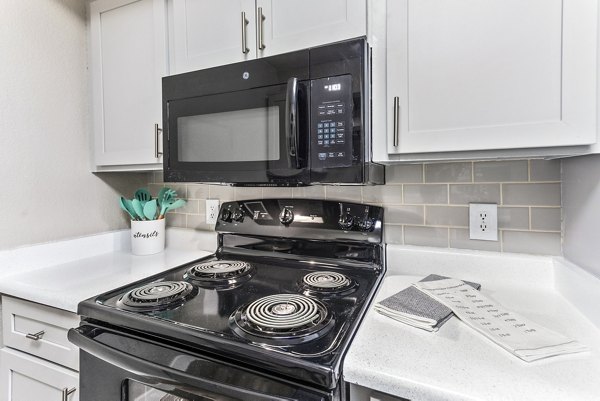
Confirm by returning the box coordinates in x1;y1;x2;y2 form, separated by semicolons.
242;72;250;80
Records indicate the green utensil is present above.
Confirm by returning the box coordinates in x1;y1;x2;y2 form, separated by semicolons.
131;199;146;220
119;197;137;220
158;199;172;219
159;198;186;219
134;188;152;205
143;199;158;220
165;199;186;213
158;187;177;207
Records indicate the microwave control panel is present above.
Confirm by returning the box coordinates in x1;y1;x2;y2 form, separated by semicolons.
310;75;353;169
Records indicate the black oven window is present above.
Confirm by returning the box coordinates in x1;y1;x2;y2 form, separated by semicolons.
127;380;240;401
128;381;191;401
177;105;280;163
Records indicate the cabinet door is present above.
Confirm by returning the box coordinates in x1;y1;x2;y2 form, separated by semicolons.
2;296;80;371
386;0;597;154
0;348;78;401
256;0;366;57
169;0;257;74
90;0;167;169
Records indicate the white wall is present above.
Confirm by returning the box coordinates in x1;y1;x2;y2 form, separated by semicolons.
562;154;600;278
0;0;146;250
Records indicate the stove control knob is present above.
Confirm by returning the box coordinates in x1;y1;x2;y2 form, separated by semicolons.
232;208;244;222
357;217;375;232
220;209;233;222
279;207;294;225
338;213;354;230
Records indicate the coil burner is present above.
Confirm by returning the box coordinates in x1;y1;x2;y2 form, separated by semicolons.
184;260;254;289
230;294;334;345
301;271;356;296
117;281;196;312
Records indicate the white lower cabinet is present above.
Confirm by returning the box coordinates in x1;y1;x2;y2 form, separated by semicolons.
0;348;78;401
0;296;79;401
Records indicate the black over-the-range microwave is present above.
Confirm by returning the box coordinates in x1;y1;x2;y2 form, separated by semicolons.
162;38;384;186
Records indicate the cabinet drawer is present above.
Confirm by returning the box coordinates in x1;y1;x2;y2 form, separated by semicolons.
0;347;79;401
1;297;80;371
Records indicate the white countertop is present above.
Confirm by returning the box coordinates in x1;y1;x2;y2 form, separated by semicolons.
0;228;217;312
4;230;600;400
344;246;600;401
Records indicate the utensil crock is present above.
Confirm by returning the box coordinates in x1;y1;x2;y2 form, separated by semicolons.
130;219;165;256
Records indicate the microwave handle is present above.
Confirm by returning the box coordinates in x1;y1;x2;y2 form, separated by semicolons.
285;77;300;169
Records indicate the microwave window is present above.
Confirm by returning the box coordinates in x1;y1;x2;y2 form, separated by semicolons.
177;106;280;162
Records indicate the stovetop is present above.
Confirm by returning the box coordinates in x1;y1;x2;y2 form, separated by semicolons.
77;199;385;389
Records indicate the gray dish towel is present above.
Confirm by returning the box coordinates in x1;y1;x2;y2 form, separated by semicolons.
374;274;481;332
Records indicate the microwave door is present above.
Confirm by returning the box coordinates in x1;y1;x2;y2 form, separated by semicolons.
165;84;308;185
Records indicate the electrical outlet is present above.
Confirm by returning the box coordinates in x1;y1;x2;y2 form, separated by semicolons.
469;203;498;241
206;199;220;225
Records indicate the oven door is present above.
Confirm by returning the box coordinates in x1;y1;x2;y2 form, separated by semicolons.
68;324;334;401
164;79;309;186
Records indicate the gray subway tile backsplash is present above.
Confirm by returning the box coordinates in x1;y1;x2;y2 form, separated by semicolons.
384;224;404;245
234;187;263;200
151;158;564;256
425;162;472;183
530;159;561;182
362;185;403;204
498;207;530;230
425;206;469;227
531;207;561;232
404;184;448;204
292;186;326;199
178;199;200;215
449;228;502;252
385;205;425;225
502;231;561;255
502;183;561;206
474;160;529;182
404;226;449;248
165;212;186;228
449;184;501;204
187;184;210;200
386;164;423;183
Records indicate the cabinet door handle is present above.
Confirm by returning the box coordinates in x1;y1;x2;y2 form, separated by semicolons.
154;124;163;159
62;387;76;401
241;12;250;54
393;96;400;147
257;7;266;50
25;330;45;341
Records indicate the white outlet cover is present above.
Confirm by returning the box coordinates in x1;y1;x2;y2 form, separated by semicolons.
206;199;220;225
469;203;498;241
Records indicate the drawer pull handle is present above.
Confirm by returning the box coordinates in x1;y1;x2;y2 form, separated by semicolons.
25;330;45;341
62;387;76;401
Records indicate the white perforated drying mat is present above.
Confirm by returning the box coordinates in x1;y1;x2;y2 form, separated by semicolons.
414;278;588;362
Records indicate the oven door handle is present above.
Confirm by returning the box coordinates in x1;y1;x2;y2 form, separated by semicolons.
68;326;305;401
285;77;300;169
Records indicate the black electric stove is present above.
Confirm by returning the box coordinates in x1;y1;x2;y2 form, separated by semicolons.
70;199;385;401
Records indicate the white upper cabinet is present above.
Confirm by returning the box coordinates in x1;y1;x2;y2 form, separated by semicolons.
90;0;167;170
383;0;598;156
169;0;366;74
256;0;366;57
169;0;257;74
